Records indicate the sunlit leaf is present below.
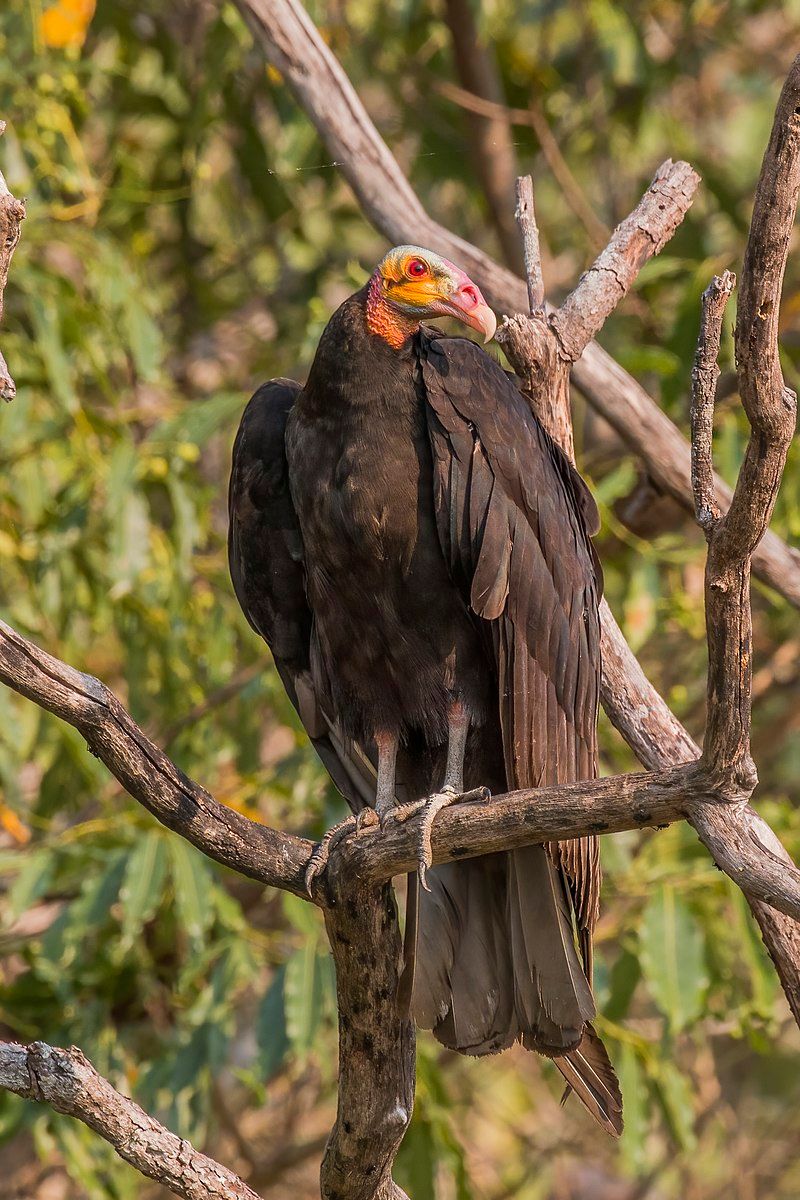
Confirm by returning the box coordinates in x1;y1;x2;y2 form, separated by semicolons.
639;885;709;1032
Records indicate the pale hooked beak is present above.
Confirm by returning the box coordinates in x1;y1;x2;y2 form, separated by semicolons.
435;270;497;342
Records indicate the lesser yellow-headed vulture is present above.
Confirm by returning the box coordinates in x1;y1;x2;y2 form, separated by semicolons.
228;246;622;1136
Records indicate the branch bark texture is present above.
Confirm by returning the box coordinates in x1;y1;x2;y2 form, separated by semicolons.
0;1042;262;1200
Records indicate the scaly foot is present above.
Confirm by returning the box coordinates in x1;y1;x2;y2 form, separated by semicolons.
384;785;490;891
304;807;379;896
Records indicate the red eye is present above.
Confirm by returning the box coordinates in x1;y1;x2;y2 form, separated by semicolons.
406;258;428;278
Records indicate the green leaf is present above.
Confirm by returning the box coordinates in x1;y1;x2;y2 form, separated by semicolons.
617;1042;648;1173
604;949;641;1021
119;831;167;949
653;1060;697;1151
167;840;214;947
5;849;55;923
284;941;326;1057
639;884;709;1032
257;965;291;1081
395;1111;437;1200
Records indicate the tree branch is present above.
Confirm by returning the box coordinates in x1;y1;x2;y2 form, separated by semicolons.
514;174;544;313
0;1041;262;1200
550;158;701;362
3;13;800;1195
702;58;800;783
6;605;800;930
690;272;734;533
236;0;800;612
0;618;314;899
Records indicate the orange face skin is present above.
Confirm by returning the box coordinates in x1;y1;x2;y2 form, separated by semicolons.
366;245;497;348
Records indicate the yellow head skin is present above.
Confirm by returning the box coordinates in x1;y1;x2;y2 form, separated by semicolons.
366;245;497;348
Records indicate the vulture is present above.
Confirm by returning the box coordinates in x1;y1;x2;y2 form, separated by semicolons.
228;245;622;1137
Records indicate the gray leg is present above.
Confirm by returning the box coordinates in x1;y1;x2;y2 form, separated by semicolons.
389;700;488;891
375;730;399;819
441;699;469;794
304;729;398;895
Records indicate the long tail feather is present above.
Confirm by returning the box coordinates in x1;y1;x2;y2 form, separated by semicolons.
397;870;419;1019
553;1024;623;1138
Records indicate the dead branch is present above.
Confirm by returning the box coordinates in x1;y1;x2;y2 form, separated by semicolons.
236;0;800;612
702;61;800;782
0;618;314;898
690;273;734;532
5;614;797;909
514;175;544;313
0;1041;262;1200
495;55;800;1030
550;158;701;362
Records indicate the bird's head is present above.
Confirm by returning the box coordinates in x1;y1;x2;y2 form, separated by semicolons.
366;245;497;349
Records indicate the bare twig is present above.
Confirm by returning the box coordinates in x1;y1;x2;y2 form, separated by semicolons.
690;272;735;533
237;0;800;610
514;175;544;312
0;1041;262;1200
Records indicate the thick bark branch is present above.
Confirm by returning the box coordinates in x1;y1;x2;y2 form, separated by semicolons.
323;890;414;1200
0;1041;262;1200
4;610;792;912
330;765;800;922
235;0;800;612
6;608;800;928
0;618;314;898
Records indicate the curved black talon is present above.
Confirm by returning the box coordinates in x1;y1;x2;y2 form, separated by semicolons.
390;786;493;892
304;807;379;895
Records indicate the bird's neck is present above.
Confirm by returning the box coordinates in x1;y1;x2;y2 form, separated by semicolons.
365;271;420;348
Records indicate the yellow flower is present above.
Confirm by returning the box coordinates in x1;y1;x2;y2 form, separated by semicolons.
40;0;96;51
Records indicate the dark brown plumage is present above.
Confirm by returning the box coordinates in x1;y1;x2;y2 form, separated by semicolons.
228;250;621;1137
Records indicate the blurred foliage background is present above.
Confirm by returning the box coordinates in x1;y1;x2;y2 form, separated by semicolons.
1;0;800;1197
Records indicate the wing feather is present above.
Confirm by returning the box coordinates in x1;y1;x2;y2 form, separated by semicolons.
228;379;375;814
420;333;603;962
